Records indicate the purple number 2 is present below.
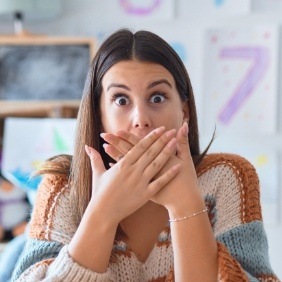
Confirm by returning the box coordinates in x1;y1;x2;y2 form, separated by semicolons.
218;47;269;124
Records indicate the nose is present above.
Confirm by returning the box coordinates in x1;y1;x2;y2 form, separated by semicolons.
132;105;152;129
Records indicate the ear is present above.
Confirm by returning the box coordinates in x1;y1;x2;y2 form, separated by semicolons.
182;102;189;122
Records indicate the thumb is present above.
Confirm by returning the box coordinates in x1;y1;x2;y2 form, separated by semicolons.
176;121;190;159
85;145;106;178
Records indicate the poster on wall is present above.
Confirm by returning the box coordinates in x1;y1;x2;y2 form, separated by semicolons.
115;0;174;20
184;0;251;16
203;26;278;135
1;118;76;192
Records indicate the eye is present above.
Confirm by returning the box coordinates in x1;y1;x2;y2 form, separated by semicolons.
149;93;167;104
112;94;130;106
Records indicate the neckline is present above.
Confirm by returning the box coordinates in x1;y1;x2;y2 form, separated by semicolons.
114;222;171;264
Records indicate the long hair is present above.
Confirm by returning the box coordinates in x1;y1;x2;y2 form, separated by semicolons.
38;29;213;230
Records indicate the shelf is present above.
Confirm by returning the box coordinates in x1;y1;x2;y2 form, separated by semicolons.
0;100;80;118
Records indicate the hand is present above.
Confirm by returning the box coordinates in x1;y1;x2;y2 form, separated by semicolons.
101;122;203;212
86;127;180;224
151;122;202;212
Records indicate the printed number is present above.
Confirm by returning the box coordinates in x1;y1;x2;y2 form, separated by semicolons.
218;47;269;124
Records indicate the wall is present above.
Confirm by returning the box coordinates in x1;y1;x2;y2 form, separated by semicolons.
1;0;281;277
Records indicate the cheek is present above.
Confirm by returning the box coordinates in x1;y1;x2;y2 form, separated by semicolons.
166;106;185;129
101;109;128;133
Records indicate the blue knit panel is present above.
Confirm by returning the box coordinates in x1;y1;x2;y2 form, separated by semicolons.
216;220;274;278
11;239;63;281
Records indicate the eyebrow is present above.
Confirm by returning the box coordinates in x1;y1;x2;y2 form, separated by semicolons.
106;79;172;91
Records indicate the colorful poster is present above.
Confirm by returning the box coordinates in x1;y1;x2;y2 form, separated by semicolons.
203;26;278;134
116;0;174;20
183;0;250;16
1;118;76;192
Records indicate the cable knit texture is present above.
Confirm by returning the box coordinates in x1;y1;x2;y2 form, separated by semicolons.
12;153;280;281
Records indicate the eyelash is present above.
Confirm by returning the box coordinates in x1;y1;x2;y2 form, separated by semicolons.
111;92;168;105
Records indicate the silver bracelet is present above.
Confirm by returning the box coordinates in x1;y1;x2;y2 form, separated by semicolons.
169;207;208;222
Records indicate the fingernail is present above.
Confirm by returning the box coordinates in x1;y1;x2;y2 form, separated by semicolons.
100;133;106;139
155;126;165;134
166;128;176;137
182;122;188;136
85;145;90;156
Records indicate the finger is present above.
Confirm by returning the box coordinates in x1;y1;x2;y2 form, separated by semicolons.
121;126;166;165
101;133;133;155
176;121;190;159
143;137;177;180
147;163;181;198
85;145;106;178
116;130;140;146
103;143;124;162
135;129;176;172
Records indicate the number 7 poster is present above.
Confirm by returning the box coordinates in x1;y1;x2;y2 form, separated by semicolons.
203;26;278;134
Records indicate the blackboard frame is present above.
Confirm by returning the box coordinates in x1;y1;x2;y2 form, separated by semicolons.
0;35;95;117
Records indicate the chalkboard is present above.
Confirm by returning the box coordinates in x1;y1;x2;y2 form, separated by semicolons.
0;37;95;101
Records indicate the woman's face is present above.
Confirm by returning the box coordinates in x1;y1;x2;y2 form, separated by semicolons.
100;60;188;137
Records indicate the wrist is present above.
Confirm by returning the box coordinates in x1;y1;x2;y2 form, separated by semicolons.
166;198;206;219
169;207;208;222
86;200;120;228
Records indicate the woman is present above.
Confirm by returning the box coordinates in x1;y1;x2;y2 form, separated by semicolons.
12;29;279;281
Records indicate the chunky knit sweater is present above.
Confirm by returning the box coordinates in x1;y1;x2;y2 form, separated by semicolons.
12;153;280;281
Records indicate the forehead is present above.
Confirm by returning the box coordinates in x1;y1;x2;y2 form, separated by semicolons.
102;60;175;86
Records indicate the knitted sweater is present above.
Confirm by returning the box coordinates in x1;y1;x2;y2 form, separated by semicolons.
12;153;280;282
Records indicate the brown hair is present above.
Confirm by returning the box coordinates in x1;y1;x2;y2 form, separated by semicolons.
38;29;213;229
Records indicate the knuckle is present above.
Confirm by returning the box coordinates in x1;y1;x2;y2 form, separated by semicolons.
148;132;157;142
136;142;147;151
160;134;170;144
153;178;163;189
112;136;119;146
151;160;161;169
145;148;155;157
125;145;132;153
161;147;172;158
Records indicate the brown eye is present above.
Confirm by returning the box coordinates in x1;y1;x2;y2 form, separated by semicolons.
114;95;129;106
149;93;166;104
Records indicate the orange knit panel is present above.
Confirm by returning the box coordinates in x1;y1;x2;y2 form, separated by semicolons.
29;175;68;240
217;242;248;282
196;153;262;223
257;274;282;282
165;268;174;282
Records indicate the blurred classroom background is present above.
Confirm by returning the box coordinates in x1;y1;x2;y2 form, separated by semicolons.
0;0;281;279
